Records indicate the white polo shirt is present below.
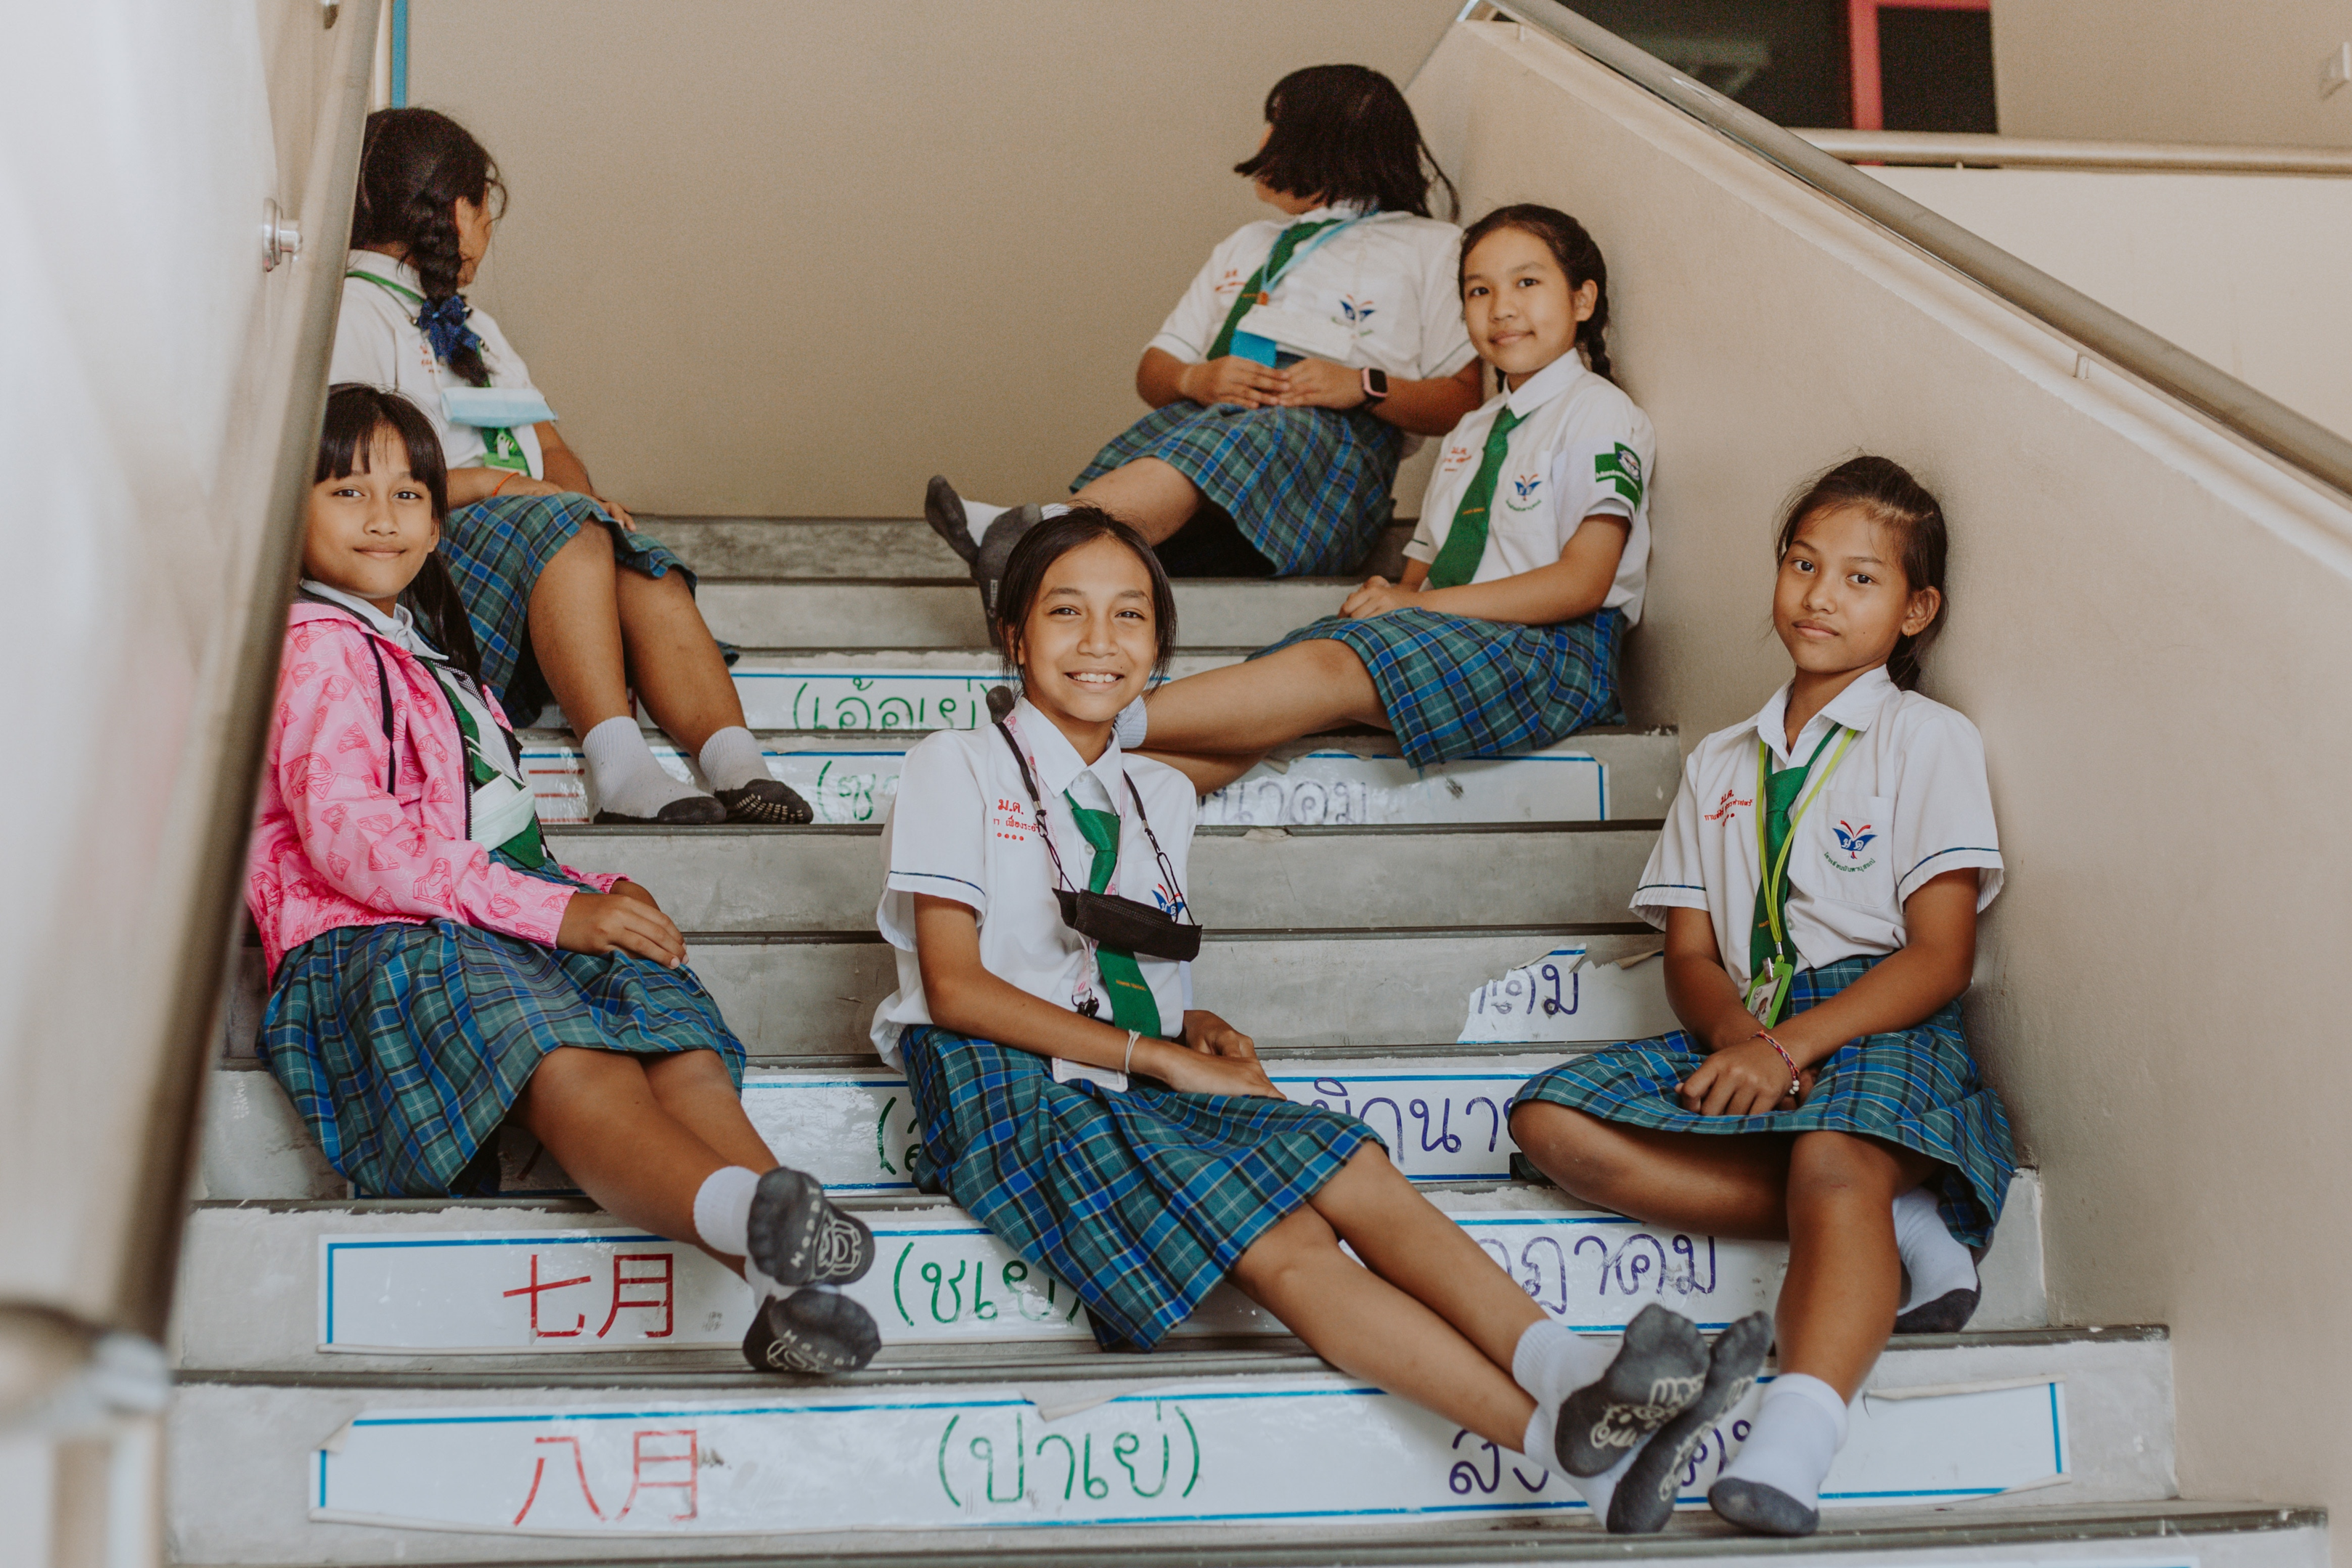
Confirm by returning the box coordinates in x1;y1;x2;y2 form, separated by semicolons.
869;700;1198;1066
1149;204;1477;383
1633;666;2003;994
329;250;547;478
1405;354;1657;624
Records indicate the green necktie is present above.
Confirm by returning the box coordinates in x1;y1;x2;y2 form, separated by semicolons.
1424;407;1525;589
1204;217;1345;362
1062;791;1164;1037
430;666;550;870
1746;727;1842;1021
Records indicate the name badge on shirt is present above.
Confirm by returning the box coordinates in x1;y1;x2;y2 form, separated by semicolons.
442;387;557;428
1234;303;1358;364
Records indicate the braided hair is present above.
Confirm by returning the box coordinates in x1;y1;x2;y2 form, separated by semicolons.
351;108;507;388
1458;205;1614;383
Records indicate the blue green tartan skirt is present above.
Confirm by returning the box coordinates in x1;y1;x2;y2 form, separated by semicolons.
439;494;697;718
1254;606;1625;767
1508;956;2014;1246
898;1025;1379;1350
1074;402;1403;578
260;855;745;1199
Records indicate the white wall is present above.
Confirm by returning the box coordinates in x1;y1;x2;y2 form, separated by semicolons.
1412;18;2352;1525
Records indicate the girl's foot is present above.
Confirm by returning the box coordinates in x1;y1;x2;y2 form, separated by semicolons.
923;475;981;567
742;1286;881;1374
1707;1371;1850;1537
714;778;815;825
695;729;814;825
583;714;725;824
973;504;1045;621
1553;1302;1710;1475
1891;1185;1980;1334
1607;1312;1773;1534
747;1167;875;1288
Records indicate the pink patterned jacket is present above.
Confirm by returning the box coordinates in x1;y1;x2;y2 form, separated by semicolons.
247;601;621;979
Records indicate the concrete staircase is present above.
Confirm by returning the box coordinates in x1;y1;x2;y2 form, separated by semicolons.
168;520;2318;1565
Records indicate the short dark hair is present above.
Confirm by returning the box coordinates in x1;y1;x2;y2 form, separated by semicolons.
1232;65;1456;220
1773;455;1950;690
316;383;485;688
351;107;507;386
1460;205;1615;383
993;507;1179;677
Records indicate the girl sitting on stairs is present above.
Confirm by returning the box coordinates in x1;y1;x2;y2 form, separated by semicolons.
250;385;880;1378
1128;205;1654;793
870;505;1765;1509
1509;457;2017;1537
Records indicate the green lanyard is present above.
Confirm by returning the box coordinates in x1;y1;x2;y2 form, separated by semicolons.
346;270;532;474
1744;724;1856;1025
1204;214;1362;362
1061;793;1164;1038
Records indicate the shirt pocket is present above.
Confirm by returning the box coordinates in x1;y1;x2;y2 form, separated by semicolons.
1800;790;1897;912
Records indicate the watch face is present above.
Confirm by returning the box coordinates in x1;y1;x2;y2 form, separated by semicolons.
1365;368;1389;397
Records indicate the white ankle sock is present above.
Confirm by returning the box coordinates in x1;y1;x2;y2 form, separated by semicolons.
1892;1185;1975;1314
582;715;706;819
1719;1373;1847;1510
693;1166;759;1257
961;498;1008;546
1520;1406;1641;1517
698;726;771;794
1512;1318;1618;1407
1040;502;1070;520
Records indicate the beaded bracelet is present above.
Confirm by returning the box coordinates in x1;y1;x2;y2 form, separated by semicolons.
1752;1029;1802;1098
1123;1029;1141;1078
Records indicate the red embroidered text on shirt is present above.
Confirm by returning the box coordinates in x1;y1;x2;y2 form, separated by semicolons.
1702;788;1752;823
991;798;1034;844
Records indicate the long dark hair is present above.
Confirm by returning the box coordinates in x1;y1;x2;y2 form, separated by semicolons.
1233;65;1456;220
1460;204;1614;383
1773;456;1950;690
992;508;1179;676
351;107;506;387
316;383;485;687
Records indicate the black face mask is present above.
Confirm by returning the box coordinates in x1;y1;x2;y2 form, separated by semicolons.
997;719;1203;963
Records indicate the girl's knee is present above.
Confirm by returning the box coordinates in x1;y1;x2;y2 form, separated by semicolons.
1786;1130;1900;1200
1230;1204;1339;1294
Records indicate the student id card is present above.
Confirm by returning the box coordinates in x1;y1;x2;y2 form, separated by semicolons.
1233;303;1357;364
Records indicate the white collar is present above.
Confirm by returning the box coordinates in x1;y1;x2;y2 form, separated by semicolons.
346;250;424;293
1750;666;1897;765
301;579;444;661
1502;352;1592;419
1291;200;1373;226
1008;698;1126;803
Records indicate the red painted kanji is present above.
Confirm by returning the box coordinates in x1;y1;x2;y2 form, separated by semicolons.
502;1253;591;1338
616;1429;699;1522
510;1434;603;1525
597;1252;676;1339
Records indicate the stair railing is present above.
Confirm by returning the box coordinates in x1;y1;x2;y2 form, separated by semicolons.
1442;0;2352;503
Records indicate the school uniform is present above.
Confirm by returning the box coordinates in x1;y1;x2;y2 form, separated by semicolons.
250;592;743;1197
1076;204;1475;578
330;251;698;716
1510;666;2016;1244
1254;352;1656;767
872;699;1376;1349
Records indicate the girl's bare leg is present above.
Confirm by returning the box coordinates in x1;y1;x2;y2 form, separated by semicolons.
1509;1101;1794;1239
1069;457;1202;544
513;1047;734;1262
1228;1193;1536;1452
1140;641;1389;795
642;1050;777;1171
613;566;749;757
528;526;634;732
1777;1132;1935;1399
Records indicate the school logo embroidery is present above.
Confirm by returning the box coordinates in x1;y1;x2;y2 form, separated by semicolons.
1215;266;1245;296
1339;295;1378;332
1826;820;1879;874
990;796;1034;844
1441;443;1476;472
1703;787;1752;823
1596;443;1645;507
1505;473;1544;511
1152;884;1187;918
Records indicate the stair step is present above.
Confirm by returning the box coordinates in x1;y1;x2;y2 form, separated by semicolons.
519;729;1683;828
165;1328;2166;1560
637;515;1416;583
535;822;1658;933
698;578;1355;650
176;1174;2046;1370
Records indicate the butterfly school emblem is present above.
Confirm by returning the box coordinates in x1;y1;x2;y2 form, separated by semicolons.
1829;820;1879;875
1339;294;1377;327
1506;473;1543;510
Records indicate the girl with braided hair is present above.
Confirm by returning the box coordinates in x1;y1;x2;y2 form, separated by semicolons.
330;107;809;826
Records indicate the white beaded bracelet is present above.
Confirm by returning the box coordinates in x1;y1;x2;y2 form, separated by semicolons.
1122;1029;1141;1077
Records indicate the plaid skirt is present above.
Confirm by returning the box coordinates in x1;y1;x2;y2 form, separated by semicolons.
1074;403;1403;578
1508;957;2014;1246
898;1025;1378;1350
440;494;697;717
1254;607;1625;767
260;854;745;1199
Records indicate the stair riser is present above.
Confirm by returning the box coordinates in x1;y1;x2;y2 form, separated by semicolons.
166;1334;2171;1561
697;579;1351;650
637;518;1416;583
520;735;1679;828
537;827;1657;933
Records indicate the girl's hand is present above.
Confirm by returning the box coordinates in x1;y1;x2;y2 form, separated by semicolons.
607;878;661;910
592;494;636;528
1271;357;1365;409
1181;1009;1257;1061
1178;356;1286;409
1151;1045;1281;1100
494;475;568;499
557;889;687;968
1677;1037;1800;1118
1341;576;1418;619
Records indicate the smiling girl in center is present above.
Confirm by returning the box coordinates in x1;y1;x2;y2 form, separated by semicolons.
872;509;1746;1500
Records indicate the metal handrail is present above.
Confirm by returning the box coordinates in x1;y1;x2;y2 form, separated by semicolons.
113;0;382;1339
1457;0;2352;501
1797;128;2352;175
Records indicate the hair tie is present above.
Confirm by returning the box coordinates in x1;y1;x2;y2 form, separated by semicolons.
417;292;486;369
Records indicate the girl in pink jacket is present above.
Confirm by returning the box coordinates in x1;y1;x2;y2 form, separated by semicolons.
249;385;879;1374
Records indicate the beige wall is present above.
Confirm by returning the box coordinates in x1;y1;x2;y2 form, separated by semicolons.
1869;164;2352;441
408;1;1457;518
1413;17;2352;1527
1993;0;2352;146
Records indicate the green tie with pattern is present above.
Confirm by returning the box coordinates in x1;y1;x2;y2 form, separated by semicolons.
1204;217;1345;362
1745;727;1843;1023
430;667;550;869
1062;791;1164;1037
1424;406;1525;589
